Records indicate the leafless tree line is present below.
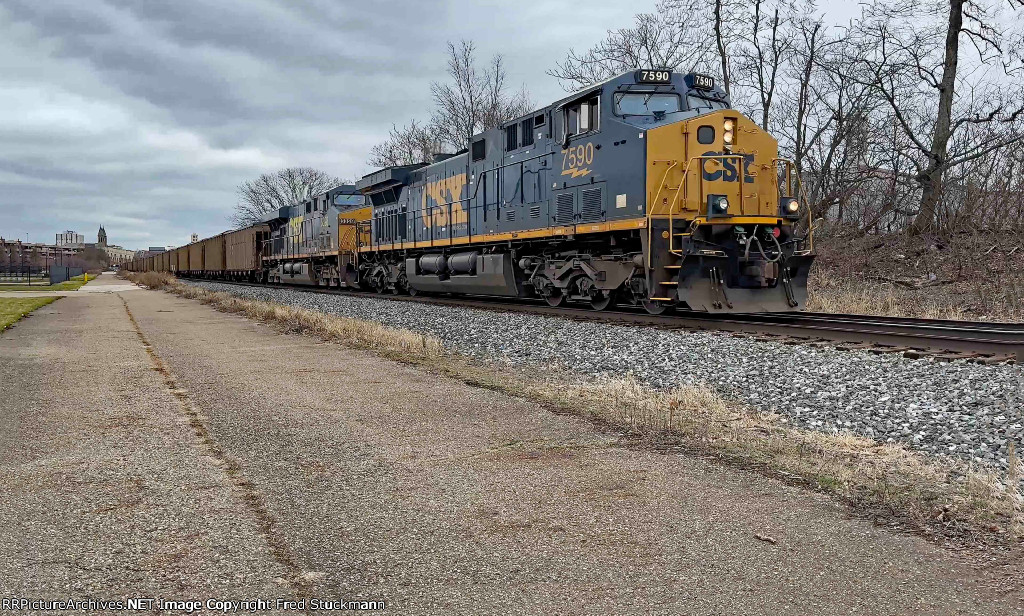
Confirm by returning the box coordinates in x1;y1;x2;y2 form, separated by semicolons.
231;167;343;228
367;40;532;169
550;0;1024;236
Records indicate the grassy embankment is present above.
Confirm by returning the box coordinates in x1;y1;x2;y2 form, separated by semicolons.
0;273;95;292
124;270;1023;548
808;231;1024;321
0;297;59;331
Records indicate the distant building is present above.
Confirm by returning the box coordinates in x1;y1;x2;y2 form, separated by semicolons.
56;230;84;246
2;226;137;270
190;233;199;243
102;245;135;265
147;246;167;253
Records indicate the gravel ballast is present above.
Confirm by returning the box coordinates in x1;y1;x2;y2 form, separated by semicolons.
186;281;1024;472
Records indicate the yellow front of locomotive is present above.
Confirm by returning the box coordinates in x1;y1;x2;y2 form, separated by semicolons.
644;110;814;312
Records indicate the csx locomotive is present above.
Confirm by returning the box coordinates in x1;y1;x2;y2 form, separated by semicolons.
130;69;814;313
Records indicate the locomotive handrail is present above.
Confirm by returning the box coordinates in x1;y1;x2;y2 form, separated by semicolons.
644;153;814;271
645;153;746;268
772;157;815;253
669;154;746;255
645;160;680;279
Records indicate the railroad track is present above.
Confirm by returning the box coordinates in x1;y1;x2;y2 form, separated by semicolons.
183;278;1024;363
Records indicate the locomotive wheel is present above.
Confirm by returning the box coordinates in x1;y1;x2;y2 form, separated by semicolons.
642;299;668;315
544;290;566;307
590;291;615;311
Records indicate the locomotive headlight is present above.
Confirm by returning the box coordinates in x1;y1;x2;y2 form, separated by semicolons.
708;194;730;216
723;119;735;145
781;197;800;217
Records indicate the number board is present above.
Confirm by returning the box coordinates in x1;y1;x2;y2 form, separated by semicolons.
635;69;672;84
686;73;716;91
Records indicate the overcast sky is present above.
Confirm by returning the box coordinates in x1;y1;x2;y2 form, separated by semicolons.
0;0;859;250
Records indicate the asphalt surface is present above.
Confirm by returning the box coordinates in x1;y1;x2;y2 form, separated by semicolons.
0;275;1020;615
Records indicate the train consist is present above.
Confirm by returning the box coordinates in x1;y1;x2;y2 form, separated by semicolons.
128;69;814;313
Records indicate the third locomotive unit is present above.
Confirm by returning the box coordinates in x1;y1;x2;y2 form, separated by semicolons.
131;69;814;314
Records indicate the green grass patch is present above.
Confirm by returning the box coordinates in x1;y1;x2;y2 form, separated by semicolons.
0;274;93;292
0;296;59;331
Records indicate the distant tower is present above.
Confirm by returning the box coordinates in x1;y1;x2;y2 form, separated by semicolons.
97;225;108;247
191;233;199;243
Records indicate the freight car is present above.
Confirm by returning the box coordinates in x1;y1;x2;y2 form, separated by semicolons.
226;225;270;280
129;68;814;313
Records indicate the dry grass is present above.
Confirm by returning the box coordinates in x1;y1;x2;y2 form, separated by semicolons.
514;373;1023;541
122;271;442;358
809;231;1024;322
122;271;1024;545
807;275;971;320
125;271;177;290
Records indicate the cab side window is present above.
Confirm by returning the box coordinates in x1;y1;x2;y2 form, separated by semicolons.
564;96;600;139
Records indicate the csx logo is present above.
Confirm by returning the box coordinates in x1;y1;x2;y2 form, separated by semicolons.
421;173;468;228
701;151;755;183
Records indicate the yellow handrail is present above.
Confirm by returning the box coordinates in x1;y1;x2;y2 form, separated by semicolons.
645;153;747;265
667;154;746;254
772;158;815;253
645;160;679;271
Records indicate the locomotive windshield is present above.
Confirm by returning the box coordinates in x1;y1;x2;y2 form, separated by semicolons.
334;194;364;207
685;94;728;112
614;92;681;116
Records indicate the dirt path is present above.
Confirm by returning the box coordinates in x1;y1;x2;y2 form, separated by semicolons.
1;277;1019;614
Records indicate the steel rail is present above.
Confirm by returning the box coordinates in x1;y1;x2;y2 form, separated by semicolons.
177;277;1023;362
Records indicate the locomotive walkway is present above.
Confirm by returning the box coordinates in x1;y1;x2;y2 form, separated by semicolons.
0;275;1020;614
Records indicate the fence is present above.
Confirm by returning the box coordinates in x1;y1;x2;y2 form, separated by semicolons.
49;267;85;285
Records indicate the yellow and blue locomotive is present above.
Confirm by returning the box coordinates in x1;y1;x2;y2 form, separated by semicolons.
352;69;813;312
135;69;814;314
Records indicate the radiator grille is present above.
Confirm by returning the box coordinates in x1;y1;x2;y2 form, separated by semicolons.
506;209;516;221
580;187;603;222
529;204;541;218
554;192;574;224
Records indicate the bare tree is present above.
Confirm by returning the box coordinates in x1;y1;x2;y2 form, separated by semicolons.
733;0;797;130
367;40;531;167
231;167;343;228
713;0;732;96
367;120;446;168
547;0;719;90
430;41;532;150
849;0;1024;234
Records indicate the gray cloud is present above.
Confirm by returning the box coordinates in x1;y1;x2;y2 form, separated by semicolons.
0;0;644;248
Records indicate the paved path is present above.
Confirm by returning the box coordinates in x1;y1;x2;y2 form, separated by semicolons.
1;276;1020;615
0;272;139;297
